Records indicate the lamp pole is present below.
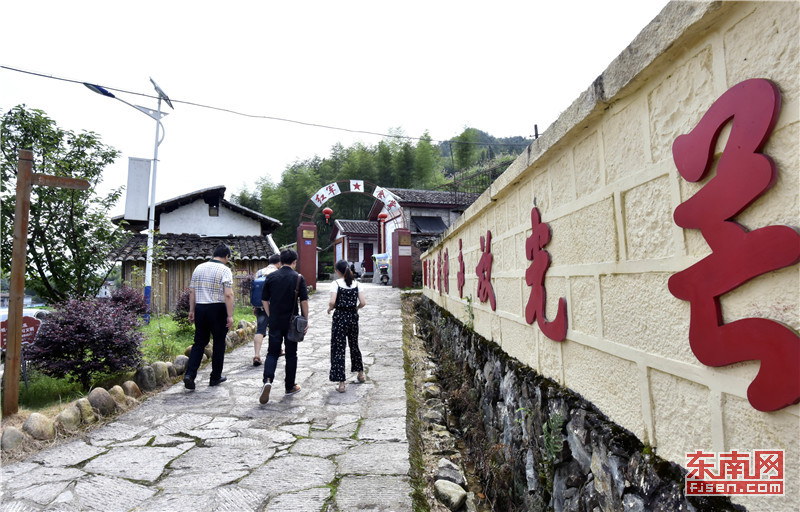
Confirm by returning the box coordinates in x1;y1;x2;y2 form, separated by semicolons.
84;79;173;323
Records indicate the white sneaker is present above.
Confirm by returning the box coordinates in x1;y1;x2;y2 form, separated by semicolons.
259;382;272;404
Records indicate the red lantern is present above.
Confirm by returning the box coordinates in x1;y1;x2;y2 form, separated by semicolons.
323;207;333;224
377;212;388;222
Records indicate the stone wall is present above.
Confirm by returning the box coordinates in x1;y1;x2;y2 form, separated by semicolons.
417;295;741;511
420;2;799;511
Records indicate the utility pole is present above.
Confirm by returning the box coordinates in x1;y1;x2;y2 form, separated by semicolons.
3;149;89;416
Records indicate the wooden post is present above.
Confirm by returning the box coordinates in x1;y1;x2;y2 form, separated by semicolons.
2;149;89;417
3;150;34;417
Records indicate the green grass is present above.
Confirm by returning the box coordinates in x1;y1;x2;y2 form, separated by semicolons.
140;315;194;363
141;306;256;363
17;371;85;410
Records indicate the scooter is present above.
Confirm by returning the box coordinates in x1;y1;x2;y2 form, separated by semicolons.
378;263;390;285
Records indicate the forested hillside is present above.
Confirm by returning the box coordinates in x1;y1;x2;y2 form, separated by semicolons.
232;128;531;247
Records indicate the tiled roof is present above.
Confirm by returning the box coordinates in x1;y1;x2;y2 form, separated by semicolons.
110;234;276;262
335;220;379;235
387;188;480;207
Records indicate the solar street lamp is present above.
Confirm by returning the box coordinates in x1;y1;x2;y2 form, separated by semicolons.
84;79;173;323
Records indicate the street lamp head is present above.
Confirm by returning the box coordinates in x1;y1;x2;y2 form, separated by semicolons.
149;77;174;110
83;82;116;98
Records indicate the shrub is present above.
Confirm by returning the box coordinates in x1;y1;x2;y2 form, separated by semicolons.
172;287;192;331
110;285;147;316
25;298;144;390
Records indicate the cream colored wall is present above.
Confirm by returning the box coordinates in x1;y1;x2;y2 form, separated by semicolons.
422;3;799;510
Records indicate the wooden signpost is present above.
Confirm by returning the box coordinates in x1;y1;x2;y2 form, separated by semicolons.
2;149;90;416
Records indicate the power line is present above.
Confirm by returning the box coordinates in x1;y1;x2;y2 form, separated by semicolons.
1;65;531;148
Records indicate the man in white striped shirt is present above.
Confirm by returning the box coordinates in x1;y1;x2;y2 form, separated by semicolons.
184;244;234;389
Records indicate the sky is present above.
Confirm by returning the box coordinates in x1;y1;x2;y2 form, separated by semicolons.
1;1;668;216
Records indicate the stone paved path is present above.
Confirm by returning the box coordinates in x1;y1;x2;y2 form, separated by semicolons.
1;282;412;512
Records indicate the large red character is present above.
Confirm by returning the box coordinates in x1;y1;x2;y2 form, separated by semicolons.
426;259;431;289
475;231;496;310
437;251;443;296
524;206;567;341
457;239;465;298
443;248;450;294
669;78;800;412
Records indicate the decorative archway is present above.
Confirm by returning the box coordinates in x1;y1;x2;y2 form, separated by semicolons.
296;180;412;290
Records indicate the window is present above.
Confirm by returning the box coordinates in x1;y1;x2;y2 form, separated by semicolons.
348;242;360;262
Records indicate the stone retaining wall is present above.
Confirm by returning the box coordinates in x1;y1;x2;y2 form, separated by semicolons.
417;295;742;511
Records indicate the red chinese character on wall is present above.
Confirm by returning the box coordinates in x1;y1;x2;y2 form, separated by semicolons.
326;184;337;195
475;231;496;310
437;251;443;295
457;239;465;298
443;248;450;294
668;78;800;412
426;259;431;289
524;206;567;341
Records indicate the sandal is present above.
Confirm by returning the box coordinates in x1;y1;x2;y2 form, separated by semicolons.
337;381;346;393
253;357;262;367
357;371;366;383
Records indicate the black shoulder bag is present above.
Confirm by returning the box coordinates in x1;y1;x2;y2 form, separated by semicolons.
287;274;307;342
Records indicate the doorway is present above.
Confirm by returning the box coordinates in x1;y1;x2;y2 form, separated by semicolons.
363;243;374;272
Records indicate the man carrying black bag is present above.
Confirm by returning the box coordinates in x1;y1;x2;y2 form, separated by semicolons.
259;249;309;404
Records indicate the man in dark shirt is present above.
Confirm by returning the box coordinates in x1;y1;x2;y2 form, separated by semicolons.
259;249;309;404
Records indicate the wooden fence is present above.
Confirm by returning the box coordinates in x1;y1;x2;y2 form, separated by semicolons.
122;260;269;314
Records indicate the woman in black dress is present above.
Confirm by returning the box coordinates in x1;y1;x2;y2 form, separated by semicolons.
327;259;367;392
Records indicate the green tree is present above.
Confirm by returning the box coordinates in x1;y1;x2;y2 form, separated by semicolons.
231;186;261;211
413;131;443;187
0;105;124;303
260;178;290;244
228;127;531;248
392;140;415;188
272;163;320;246
376;140;394;187
453;127;480;171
